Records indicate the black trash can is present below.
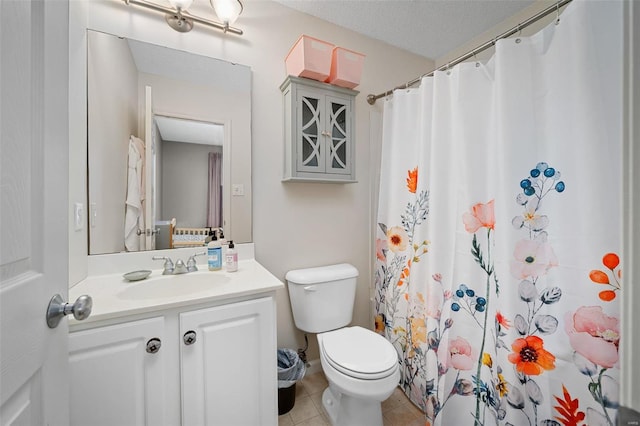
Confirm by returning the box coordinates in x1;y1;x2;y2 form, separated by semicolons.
277;348;306;415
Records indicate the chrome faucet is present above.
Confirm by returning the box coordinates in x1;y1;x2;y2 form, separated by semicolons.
152;256;175;275
174;259;188;274
153;251;206;275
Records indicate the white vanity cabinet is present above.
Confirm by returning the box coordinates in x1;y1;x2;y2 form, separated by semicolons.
281;76;357;183
69;295;277;426
180;297;275;426
69;317;167;426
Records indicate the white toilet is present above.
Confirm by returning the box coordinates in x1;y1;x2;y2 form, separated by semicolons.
286;263;400;426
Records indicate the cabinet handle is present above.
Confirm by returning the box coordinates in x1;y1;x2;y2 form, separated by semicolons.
321;130;330;137
146;338;162;354
183;330;197;345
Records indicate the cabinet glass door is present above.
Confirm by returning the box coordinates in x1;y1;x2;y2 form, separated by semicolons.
326;96;351;175
297;91;323;172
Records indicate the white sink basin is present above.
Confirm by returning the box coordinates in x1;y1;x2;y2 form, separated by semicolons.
117;272;231;300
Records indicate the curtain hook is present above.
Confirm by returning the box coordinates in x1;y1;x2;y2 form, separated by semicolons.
446;62;451;75
473;50;480;68
515;24;522;44
555;1;560;25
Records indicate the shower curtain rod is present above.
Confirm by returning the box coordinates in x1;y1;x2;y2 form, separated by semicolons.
366;0;573;105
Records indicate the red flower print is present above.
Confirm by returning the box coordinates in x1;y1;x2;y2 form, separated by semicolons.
462;200;495;233
589;270;609;284
602;253;619;270
406;167;418;194
554;385;586;426
589;252;621;302
508;335;556;375
496;311;511;330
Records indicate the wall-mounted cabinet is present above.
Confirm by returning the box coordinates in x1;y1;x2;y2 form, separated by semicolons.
281;76;357;183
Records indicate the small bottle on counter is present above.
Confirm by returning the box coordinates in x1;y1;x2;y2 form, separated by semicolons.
225;240;238;272
207;234;222;271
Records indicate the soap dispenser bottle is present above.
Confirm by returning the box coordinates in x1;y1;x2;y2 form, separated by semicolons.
205;227;215;244
207;234;222;271
225;240;238;272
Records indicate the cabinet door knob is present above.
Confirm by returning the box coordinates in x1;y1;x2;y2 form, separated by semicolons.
183;330;197;345
146;338;162;354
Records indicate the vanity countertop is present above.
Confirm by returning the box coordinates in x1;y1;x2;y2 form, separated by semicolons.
69;259;283;327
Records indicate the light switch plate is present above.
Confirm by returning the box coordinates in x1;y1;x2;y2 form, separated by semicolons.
74;202;84;231
232;184;244;196
90;202;97;228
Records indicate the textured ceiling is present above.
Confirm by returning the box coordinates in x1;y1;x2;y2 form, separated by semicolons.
274;0;537;60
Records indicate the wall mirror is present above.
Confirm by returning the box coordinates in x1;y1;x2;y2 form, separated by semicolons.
87;30;252;255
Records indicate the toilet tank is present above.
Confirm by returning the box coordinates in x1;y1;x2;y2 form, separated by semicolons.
286;263;359;333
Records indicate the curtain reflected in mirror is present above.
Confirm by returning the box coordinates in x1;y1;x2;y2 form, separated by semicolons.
207;152;223;229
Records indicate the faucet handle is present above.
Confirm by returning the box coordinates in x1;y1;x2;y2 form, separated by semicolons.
152;256;174;275
187;251;207;272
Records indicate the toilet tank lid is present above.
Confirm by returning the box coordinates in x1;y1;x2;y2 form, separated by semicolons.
286;263;358;285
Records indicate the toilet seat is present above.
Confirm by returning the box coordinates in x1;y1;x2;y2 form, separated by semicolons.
320;326;398;380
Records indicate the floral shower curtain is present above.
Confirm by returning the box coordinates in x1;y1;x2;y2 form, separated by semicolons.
374;1;623;425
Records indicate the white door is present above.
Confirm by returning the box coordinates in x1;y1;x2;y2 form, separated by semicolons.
144;86;155;250
0;1;71;425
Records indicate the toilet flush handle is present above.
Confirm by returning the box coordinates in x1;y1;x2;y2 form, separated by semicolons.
303;285;317;292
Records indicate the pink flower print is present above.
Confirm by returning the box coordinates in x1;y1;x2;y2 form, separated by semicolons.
425;280;443;319
510;239;558;279
463;200;495;233
440;336;475;371
565;306;620;368
376;238;387;261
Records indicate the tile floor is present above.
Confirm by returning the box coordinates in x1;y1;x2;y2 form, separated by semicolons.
278;372;425;426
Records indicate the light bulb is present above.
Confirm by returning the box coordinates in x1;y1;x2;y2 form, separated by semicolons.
210;0;242;25
168;0;194;10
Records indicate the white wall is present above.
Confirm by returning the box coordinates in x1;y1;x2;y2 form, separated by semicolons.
69;0;434;359
435;0;562;67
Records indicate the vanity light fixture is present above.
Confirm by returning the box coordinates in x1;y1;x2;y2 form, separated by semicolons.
210;0;243;28
123;0;243;35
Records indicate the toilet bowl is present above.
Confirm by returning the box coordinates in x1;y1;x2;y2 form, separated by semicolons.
285;264;400;426
317;326;400;426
